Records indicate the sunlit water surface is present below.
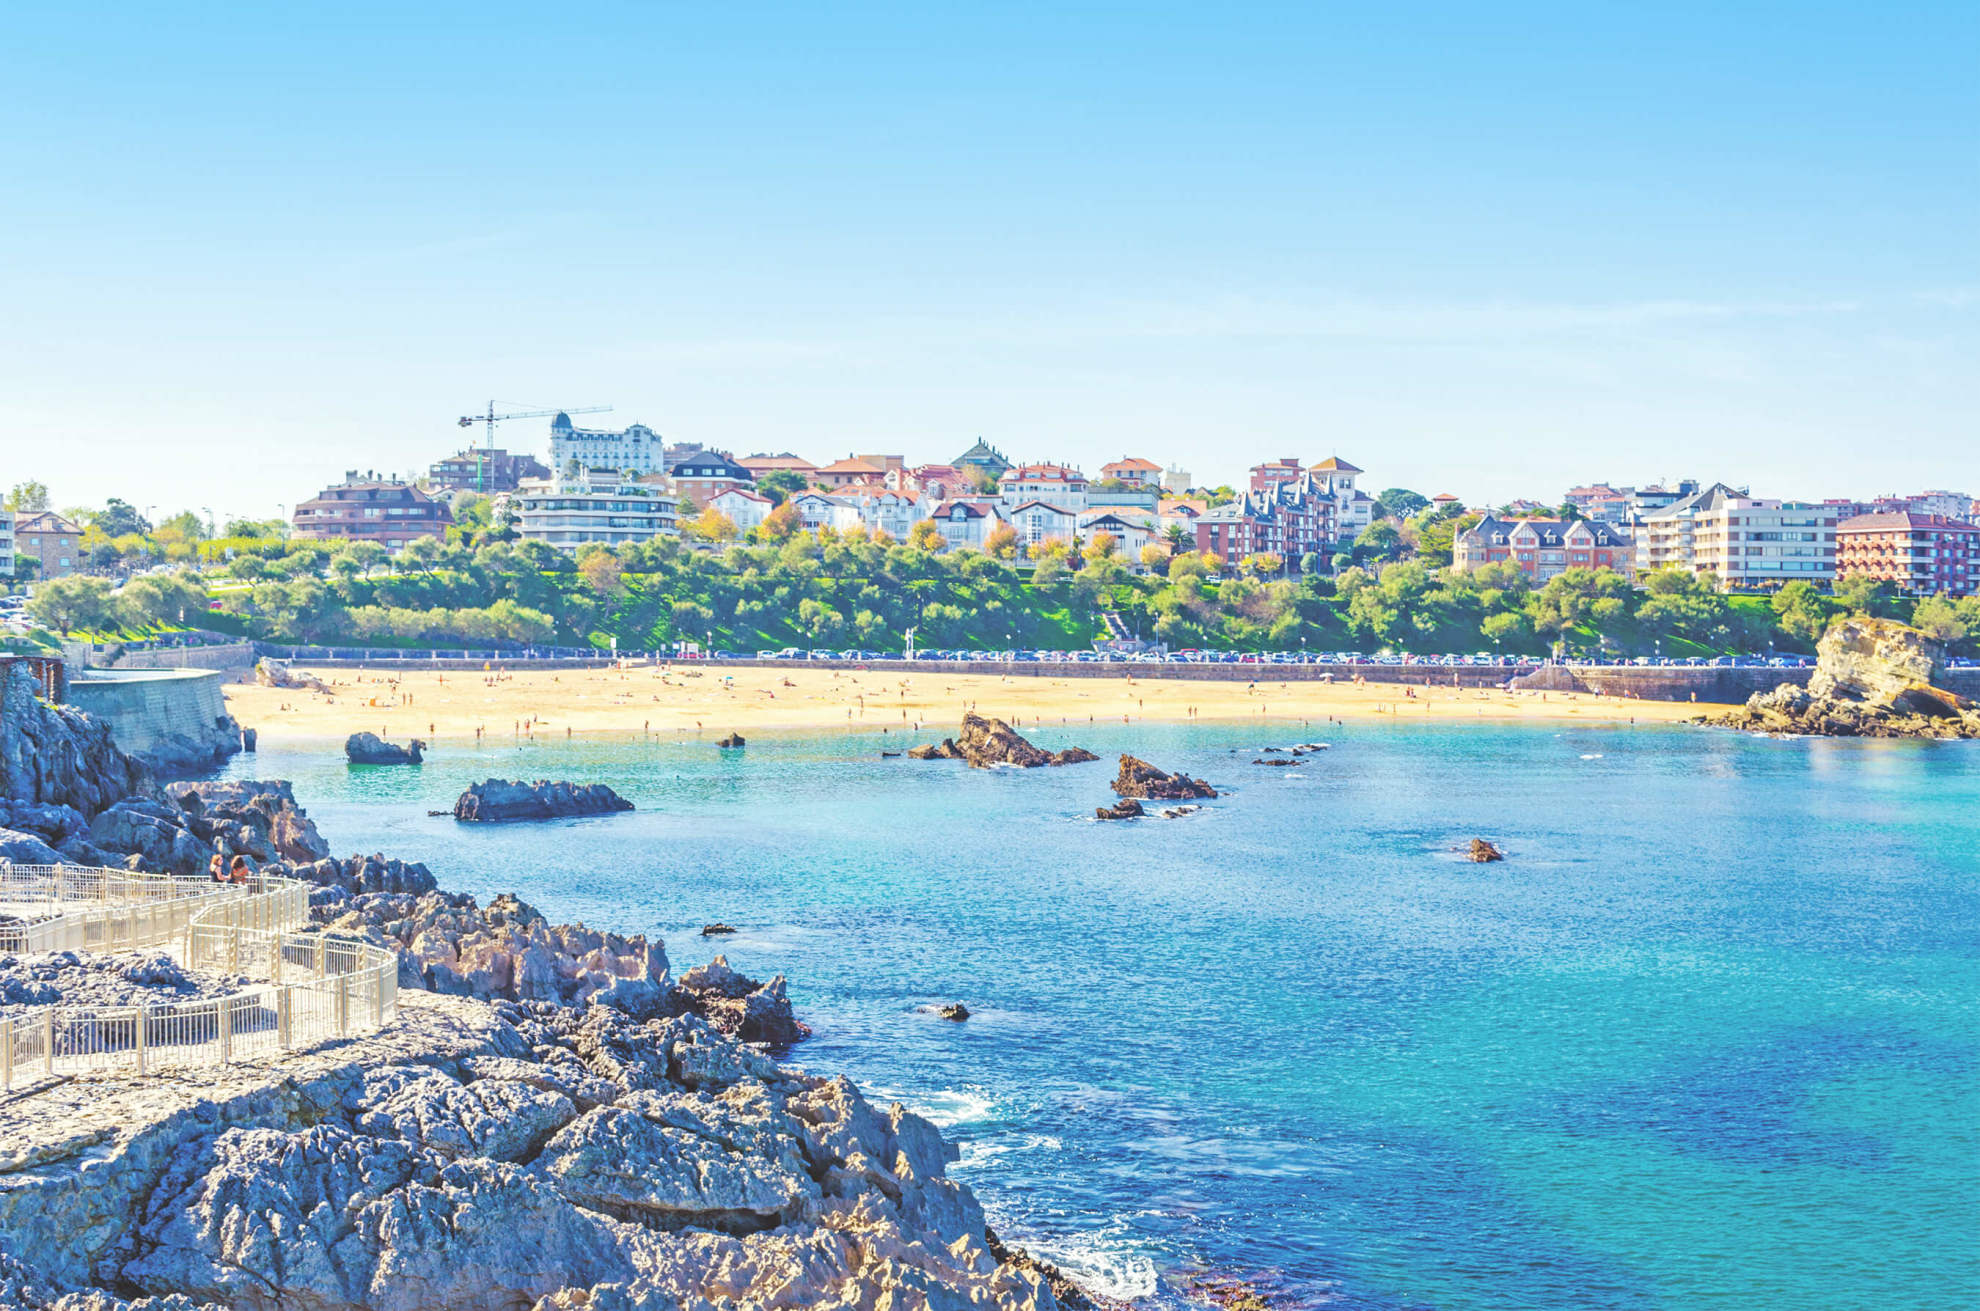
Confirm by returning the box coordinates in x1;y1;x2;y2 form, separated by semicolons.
218;719;1979;1311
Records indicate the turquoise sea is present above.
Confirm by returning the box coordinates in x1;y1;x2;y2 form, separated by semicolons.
217;721;1979;1311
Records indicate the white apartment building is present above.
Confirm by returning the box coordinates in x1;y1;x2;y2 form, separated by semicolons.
505;469;677;551
0;509;14;580
705;487;772;534
1160;464;1193;495
1638;483;1835;587
1009;500;1079;548
1693;499;1837;588
788;492;863;534
998;465;1088;514
1308;457;1376;542
836;487;930;539
928;500;1005;551
547;413;664;475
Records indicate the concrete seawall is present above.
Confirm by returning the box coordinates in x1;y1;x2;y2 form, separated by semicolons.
106;642;258;675
64;668;241;770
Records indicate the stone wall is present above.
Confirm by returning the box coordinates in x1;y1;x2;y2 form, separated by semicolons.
62;668;240;773
105;642;258;673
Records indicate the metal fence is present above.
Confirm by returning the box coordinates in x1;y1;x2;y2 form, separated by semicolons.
0;864;397;1090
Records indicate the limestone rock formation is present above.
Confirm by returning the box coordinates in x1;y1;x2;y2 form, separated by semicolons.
1111;754;1218;801
909;713;1097;768
254;658;325;692
169;779;331;865
0;993;1068;1311
1467;839;1505;862
1708;618;1980;739
1094;798;1144;821
346;732;424;765
452;779;635;823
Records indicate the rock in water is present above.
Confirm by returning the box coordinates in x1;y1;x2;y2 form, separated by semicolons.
1094;798;1144;821
701;923;738;936
716;732;745;748
345;732;424;764
1467;838;1505;862
1707;618;1980;739
909;712;1097;768
1111;754;1218;800
452;779;635;823
937;1003;970;1021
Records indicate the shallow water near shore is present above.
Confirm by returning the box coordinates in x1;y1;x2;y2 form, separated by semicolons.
217;721;1980;1311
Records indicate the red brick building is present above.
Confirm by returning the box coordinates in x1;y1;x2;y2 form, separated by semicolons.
1195;475;1335;566
1835;512;1980;597
292;473;453;550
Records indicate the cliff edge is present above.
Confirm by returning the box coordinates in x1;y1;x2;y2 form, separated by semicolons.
1707;617;1980;738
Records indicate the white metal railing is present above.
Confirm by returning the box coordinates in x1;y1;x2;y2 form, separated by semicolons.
0;863;398;1090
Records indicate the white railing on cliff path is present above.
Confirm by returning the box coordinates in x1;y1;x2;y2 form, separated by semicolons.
0;864;398;1090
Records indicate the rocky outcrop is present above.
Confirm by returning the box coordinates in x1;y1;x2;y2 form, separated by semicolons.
701;923;738;937
346;732;424;764
936;1003;970;1022
672;956;811;1046
254;658;325;692
1094;798;1144;821
0;950;246;1017
1708;618;1980;738
169;779;331;864
452;779;635;823
910;713;1098;768
1467;839;1505;862
1111;754;1217;801
0;663;152;822
0;993;1067;1311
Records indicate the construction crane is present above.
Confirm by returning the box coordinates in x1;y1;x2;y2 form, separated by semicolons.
457;401;612;449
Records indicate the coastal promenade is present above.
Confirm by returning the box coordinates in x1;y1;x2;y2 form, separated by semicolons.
0;863;397;1089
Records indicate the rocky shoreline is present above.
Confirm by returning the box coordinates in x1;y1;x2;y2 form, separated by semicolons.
1704;617;1980;739
0;661;1093;1311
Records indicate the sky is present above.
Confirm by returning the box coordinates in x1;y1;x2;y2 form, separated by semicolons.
3;1;1975;524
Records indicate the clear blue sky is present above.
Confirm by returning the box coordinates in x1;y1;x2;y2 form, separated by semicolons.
4;1;1974;522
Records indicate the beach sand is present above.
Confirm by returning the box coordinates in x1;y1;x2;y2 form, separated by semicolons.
224;662;1720;747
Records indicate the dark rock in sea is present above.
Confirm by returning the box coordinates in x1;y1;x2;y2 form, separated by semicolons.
1094;798;1144;821
1252;758;1294;766
1111;754;1218;801
345;731;424;764
937;1003;970;1022
910;712;1098;768
1467;838;1505;862
701;923;738;937
880;750;902;758
1189;1273;1281;1311
452;779;635;823
716;732;745;748
1162;804;1202;819
1707;618;1980;739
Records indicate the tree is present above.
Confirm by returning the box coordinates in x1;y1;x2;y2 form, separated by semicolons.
4;481;50;513
1376;488;1429;521
12;555;41;583
1082;532;1119;563
985;523;1020;561
119;573;209;629
907;520;946;553
1910;595;1968;644
757;502;803;543
1140;542;1171;572
1769;581;1837;646
95;498;151;538
345;541;386;577
682;506;740;544
1834;574;1898;618
29;575;119;634
1163;523;1190;552
1240;553;1283;578
228;555;268;583
755;471;809;505
1354;520;1405;563
578;548;625;595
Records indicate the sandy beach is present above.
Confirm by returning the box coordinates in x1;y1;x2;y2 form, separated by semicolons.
223;662;1722;746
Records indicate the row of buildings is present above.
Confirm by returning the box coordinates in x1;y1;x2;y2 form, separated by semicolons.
1453;481;1980;596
